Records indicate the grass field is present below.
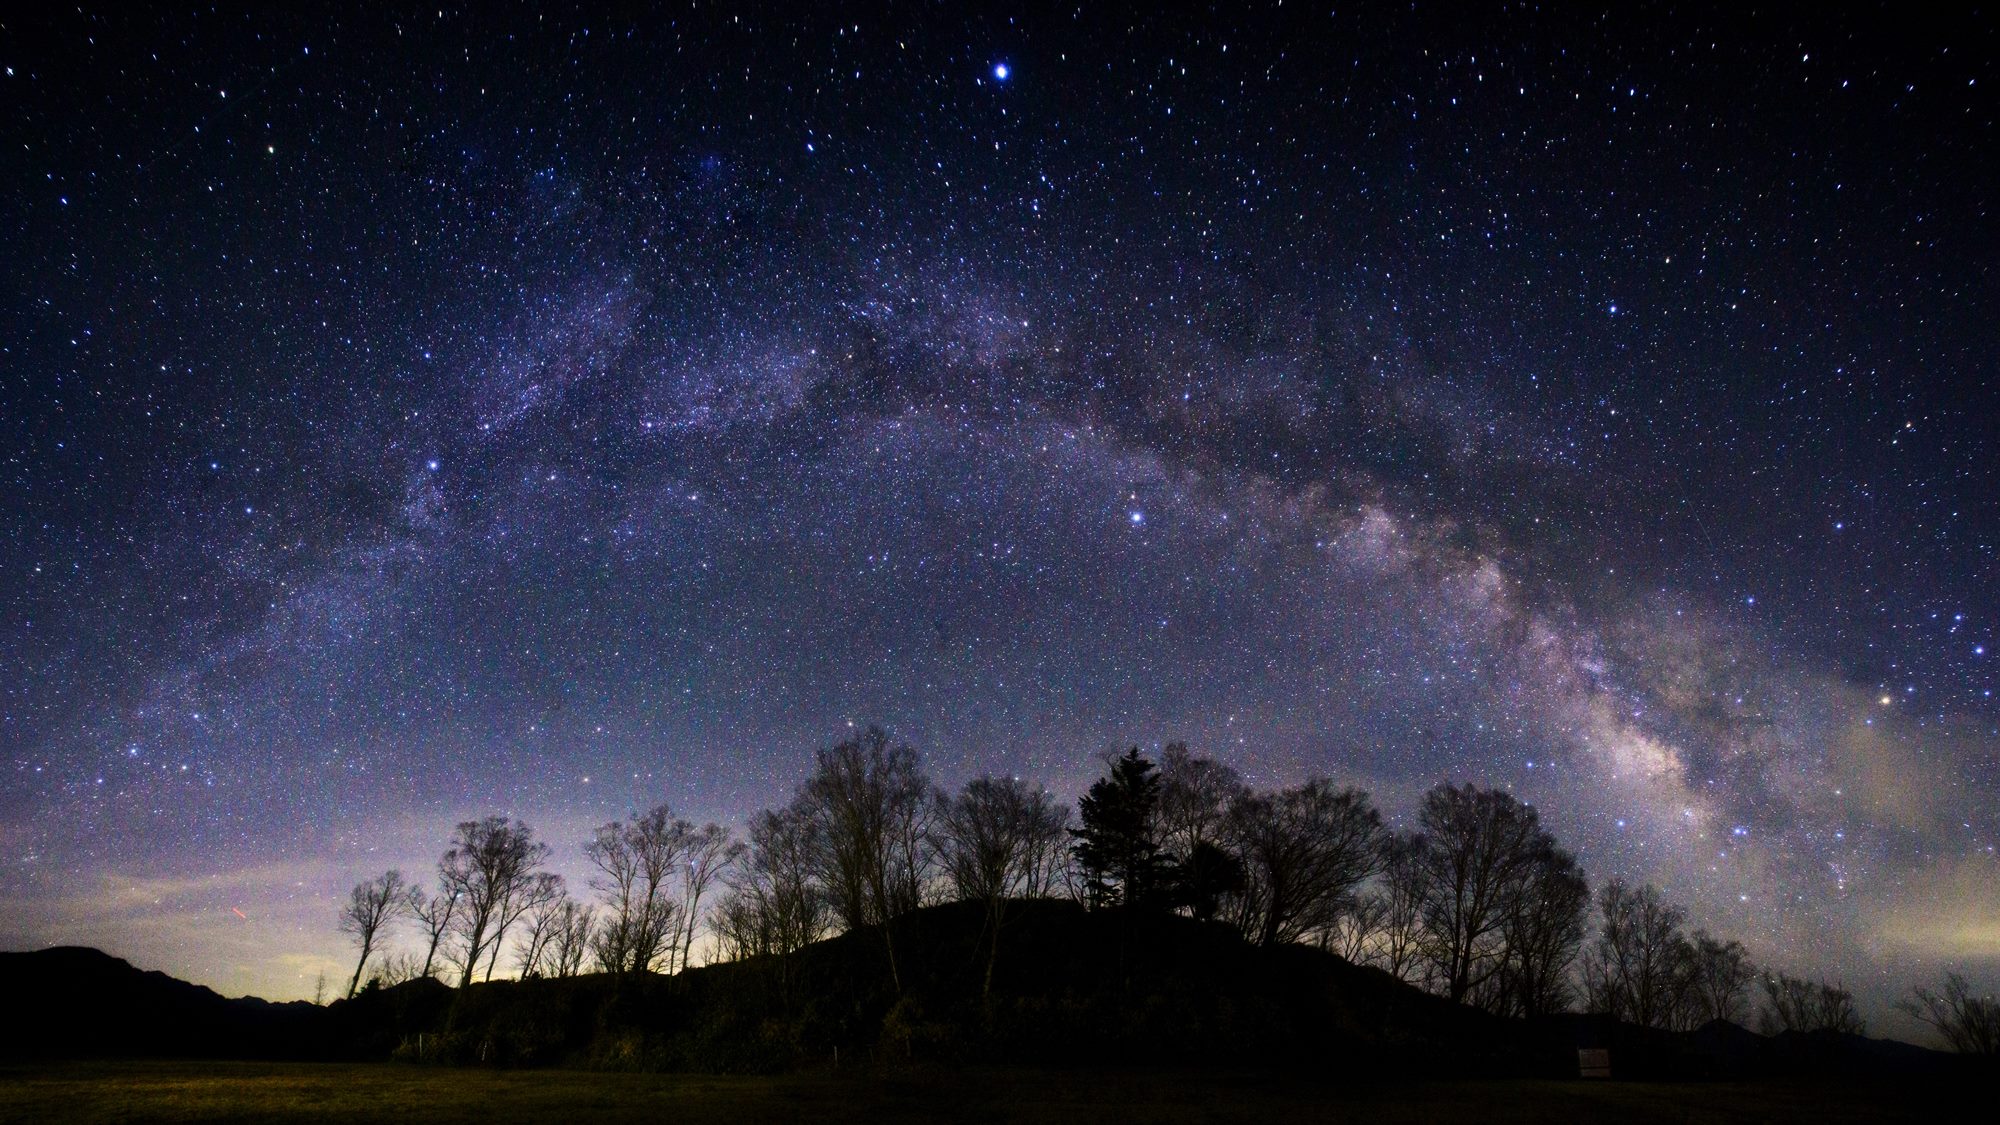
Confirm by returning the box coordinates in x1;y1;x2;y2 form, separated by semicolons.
0;1060;1958;1123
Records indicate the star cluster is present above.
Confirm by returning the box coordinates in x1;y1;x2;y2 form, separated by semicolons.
2;6;1996;1024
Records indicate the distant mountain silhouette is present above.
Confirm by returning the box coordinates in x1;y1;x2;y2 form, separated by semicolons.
0;946;324;1059
1535;1011;1968;1081
1;906;1977;1079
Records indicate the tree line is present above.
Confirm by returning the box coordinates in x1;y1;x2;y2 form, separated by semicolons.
337;730;1998;1054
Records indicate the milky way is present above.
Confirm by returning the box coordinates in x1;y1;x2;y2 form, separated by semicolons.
3;6;1996;1024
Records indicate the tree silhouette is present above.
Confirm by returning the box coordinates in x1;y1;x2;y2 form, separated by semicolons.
363;951;423;989
797;726;935;992
1759;972;1864;1035
1582;881;1690;1028
1685;930;1756;1025
675;823;744;973
1156;743;1245;862
935;775;1071;998
1409;784;1561;1005
1070;748;1173;911
586;805;689;976
1898;972;2000;1055
437;816;551;988
1360;835;1427;981
481;870;562;982
1179;840;1246;924
338;869;415;999
715;805;829;1004
322;743;1809;1067
546;899;595;979
1223;780;1385;947
411;887;456;981
519;895;593;979
1493;843;1588;1017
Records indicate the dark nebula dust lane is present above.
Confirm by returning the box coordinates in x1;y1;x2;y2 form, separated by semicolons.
2;6;1996;1023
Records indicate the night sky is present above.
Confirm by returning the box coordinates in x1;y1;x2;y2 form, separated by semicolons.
3;5;1996;1028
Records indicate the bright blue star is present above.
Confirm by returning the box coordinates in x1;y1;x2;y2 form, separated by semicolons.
993;63;1010;81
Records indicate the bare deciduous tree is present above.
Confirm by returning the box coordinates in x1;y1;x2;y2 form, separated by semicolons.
518;893;593;980
1156;743;1245;861
1223;780;1385;948
437;816;551;988
1494;844;1589;1017
714;806;830;1004
1685;930;1756;1026
934;775;1071;998
338;869;416;999
1361;835;1427;982
1408;784;1558;1004
506;876;564;977
412;887;456;981
797;726;934;992
674;823;743;972
1582;880;1691;1029
1897;972;2000;1055
366;951;422;990
585;806;689;975
483;870;563;981
546;899;595;979
1758;972;1864;1035
1323;892;1389;963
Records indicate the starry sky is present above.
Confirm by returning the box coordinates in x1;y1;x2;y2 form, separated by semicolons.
3;5;1996;1028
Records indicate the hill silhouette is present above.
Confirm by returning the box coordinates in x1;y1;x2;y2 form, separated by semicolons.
0;946;326;1059
415;899;1511;1073
1;904;1977;1081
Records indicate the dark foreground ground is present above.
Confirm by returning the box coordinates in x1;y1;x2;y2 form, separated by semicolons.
0;1061;1964;1124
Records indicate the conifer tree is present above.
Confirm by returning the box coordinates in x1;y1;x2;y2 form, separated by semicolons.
1070;748;1173;910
